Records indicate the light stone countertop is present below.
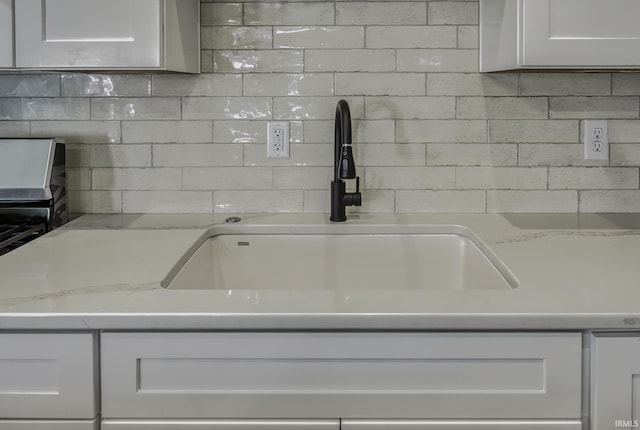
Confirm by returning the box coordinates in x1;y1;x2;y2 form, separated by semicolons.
1;213;640;331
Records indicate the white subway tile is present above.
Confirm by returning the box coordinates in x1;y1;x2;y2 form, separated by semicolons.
214;121;267;144
201;51;214;73
201;27;272;50
487;191;578;213
398;49;478;72
457;26;479;49
69;191;122;214
274;97;364;120
61;74;151;97
336;73;425;96
183;167;273;190
182;97;272;120
520;73;611;96
611;144;640;166
244;143;332;166
580;190;640;212
201;3;242;26
489;120;578;143
214;50;304;73
67;168;91;190
0;98;89;120
274;166;332;189
31;121;121;143
123;121;212;144
457;97;548;119
92;168;182;190
305;49;396;72
429;2;478;25
366;26;456;49
245;3;334;25
153;144;242;167
396;190;486;212
396;120;487;143
457;167;548;190
123;191;213;213
0;74;59;97
357;143;426;166
427;143;518;166
365;166;455;189
337;2;426;25
244;74;334;96
274;26;364;49
549;97;639;119
549;167;639;190
214;190;303;213
152;74;241;96
609;120;640;143
67;144;151;168
91;98;180;121
353;120;396;143
518;144;609;167
0;121;30;137
427;73;518;96
613;73;640;95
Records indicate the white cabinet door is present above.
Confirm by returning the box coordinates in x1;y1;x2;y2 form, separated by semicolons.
522;0;640;67
591;333;640;430
15;0;162;69
0;0;13;68
102;332;581;420
0;333;98;419
342;420;582;430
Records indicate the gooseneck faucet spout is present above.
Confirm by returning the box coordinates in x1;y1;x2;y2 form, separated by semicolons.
330;100;362;222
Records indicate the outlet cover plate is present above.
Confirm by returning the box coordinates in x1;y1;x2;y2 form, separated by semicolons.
584;120;608;160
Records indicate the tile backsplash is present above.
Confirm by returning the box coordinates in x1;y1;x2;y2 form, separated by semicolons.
2;0;640;214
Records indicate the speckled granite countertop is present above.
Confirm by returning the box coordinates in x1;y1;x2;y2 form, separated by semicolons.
0;213;639;331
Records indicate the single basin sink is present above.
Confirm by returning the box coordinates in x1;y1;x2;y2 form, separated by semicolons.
164;225;518;291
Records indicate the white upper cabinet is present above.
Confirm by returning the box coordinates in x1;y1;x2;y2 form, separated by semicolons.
14;0;200;72
0;0;13;68
481;0;640;71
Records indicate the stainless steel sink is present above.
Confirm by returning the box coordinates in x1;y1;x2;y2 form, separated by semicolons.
163;225;518;290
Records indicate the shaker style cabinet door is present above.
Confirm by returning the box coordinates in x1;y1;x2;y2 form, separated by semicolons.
14;0;162;69
522;0;640;67
0;0;13;68
591;333;640;430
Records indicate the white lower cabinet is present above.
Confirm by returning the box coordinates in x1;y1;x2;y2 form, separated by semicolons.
591;332;640;430
101;332;582;424
0;332;98;429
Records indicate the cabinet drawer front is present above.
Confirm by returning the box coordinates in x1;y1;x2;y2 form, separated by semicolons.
342;420;582;430
102;420;340;430
102;332;581;419
0;419;98;430
0;333;97;419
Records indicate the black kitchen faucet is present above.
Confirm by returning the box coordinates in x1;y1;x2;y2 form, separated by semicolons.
330;100;362;222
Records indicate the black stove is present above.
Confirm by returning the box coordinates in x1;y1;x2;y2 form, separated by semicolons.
0;138;67;255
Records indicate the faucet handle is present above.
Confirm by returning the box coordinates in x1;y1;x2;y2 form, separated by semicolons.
355;176;360;193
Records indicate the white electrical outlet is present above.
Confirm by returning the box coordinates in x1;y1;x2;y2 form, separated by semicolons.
267;122;289;158
584;120;608;160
